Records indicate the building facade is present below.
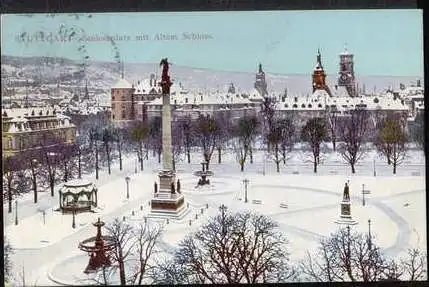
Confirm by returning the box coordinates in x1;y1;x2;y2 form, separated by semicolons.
2;108;76;158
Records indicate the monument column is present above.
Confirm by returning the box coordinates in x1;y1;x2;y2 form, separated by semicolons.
150;58;185;216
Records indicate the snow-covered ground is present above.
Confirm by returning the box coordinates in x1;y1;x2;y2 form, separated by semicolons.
4;148;426;285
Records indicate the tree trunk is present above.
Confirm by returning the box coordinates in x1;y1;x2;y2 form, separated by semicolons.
78;150;82;179
50;180;55;197
313;157;317;173
240;160;244;172
119;260;126;286
139;143;144;171
8;180;12;213
218;147;221;164
33;175;37;203
118;142;123;171
63;161;68;182
250;147;253;164
95;146;99;180
332;137;336;152
351;164;356;174
187;148;191;163
275;145;280;173
206;160;210;171
387;156;391;165
282;147;286;164
158;150;161;164
393;161;397;174
106;143;111;175
172;158;176;171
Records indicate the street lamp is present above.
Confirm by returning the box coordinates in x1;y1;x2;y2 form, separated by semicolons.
362;184;366;206
243;178;249;203
15;200;18;225
125;176;130;199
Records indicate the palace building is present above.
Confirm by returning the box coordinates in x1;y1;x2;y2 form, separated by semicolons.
2;107;76;158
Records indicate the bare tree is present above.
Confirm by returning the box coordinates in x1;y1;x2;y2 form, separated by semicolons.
4;235;13;284
195;114;220;170
105;218;135;286
101;126;115;175
399;248;427;281
300;226;427;282
213;110;234;164
376;118;408;174
410;111;424;155
21;149;43;204
337;108;369;174
39;135;62;197
163;208;294;284
171;121;184;171
112;126;129;171
325;105;340;151
301;117;328;173
130;121;149;171
129;223;163;285
232;116;259;172
148;117;162;164
3;156;20;213
300;227;394;282
267;118;295;172
178;115;195;164
260;96;277;152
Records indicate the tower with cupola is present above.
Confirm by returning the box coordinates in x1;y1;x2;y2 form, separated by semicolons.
338;45;357;97
312;49;331;96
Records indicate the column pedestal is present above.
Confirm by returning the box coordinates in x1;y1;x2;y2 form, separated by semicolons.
150;170;186;217
335;200;358;225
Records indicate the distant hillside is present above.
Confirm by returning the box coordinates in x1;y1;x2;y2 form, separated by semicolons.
1;55;421;95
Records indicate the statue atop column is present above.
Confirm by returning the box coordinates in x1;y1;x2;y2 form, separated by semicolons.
159;58;172;95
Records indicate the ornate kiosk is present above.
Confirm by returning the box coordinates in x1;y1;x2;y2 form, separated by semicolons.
58;180;98;214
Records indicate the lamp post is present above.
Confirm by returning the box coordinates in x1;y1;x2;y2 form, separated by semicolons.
15;200;18;225
373;158;376;177
125;176;130;199
243;178;249;203
362;184;366;206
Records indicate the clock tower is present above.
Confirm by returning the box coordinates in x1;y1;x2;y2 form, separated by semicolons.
338;45;357;97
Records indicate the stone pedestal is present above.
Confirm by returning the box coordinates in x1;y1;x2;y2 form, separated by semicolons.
151;170;186;216
335;200;358;225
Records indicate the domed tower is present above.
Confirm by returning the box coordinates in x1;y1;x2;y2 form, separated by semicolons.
312;49;331;96
338;45;357;97
254;63;268;97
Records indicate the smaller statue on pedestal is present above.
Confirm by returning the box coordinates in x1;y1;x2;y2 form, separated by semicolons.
343;182;350;201
154;182;158;194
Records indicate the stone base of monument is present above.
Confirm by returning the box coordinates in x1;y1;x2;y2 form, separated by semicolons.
334;200;358;225
150;193;188;219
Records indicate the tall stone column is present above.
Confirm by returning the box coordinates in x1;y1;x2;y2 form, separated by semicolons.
162;93;173;171
150;58;185;216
